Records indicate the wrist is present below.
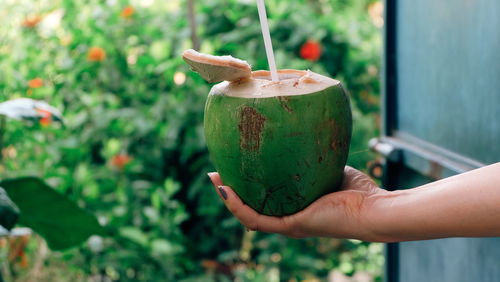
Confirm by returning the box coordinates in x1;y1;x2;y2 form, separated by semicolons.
360;189;410;242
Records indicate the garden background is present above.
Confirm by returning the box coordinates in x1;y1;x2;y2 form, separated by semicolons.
0;0;383;281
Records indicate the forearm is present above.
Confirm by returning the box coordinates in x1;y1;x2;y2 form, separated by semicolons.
368;162;500;242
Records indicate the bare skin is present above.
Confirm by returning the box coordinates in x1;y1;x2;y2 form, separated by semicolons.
208;162;500;242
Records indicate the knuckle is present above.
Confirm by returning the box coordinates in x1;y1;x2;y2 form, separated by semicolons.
281;217;299;236
280;216;308;238
246;221;259;231
226;201;240;215
228;206;243;219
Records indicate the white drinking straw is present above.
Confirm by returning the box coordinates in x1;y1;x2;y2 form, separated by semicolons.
256;0;279;82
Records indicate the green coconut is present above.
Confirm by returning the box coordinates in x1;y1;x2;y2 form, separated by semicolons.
183;51;352;216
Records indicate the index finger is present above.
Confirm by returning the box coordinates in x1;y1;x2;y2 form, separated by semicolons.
207;172;300;237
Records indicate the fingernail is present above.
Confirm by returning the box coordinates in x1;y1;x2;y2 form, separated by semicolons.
207;173;216;186
218;186;227;200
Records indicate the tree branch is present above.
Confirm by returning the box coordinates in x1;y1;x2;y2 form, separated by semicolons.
187;0;200;50
0;116;5;162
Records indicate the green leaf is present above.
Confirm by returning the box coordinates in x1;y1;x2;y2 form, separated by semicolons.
0;187;20;230
151;238;184;256
119;226;148;247
0;177;106;250
164;178;180;197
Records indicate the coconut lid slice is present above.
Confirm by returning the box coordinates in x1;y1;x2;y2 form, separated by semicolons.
182;49;252;83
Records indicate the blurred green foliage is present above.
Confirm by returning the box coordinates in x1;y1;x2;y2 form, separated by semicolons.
0;0;382;280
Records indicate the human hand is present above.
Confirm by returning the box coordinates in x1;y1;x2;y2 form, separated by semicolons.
208;166;390;241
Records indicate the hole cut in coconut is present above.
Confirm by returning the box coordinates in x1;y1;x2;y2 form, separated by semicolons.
212;70;340;98
252;69;321;85
252;69;308;81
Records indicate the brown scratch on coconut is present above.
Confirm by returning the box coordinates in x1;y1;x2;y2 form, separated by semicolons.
277;96;293;113
327;119;347;152
239;107;266;151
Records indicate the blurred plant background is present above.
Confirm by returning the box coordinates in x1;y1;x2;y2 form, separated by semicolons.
0;0;383;281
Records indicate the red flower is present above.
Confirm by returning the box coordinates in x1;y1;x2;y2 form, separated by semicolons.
111;154;132;170
28;78;44;88
121;6;135;18
300;40;322;61
21;15;42;28
8;234;31;268
36;109;53;126
87;47;106;62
